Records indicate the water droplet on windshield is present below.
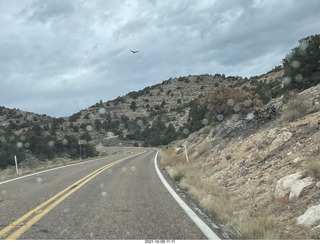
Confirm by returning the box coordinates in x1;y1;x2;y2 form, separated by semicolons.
130;166;136;171
86;125;93;131
217;114;224;121
137;120;144;127
202;119;209;125
101;192;107;197
299;40;308;54
295;74;303;82
282;76;292;86
227;99;235;107
26;114;33;121
0;136;6;143
64;208;70;214
122;167;127;173
37;177;42;183
24;142;30;148
16;142;23;148
291;60;301;69
107;131;114;137
246;113;254;120
48;141;54;147
62;139;68;145
119;123;125;130
183;128;189;135
99;107;106;114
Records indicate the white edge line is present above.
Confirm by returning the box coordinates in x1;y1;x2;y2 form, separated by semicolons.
0;153;128;186
154;150;221;240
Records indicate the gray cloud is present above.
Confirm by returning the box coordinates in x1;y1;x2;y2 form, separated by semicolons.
0;0;320;117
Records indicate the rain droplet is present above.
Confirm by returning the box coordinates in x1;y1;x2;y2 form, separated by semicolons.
227;99;235;107
202;119;208;125
101;192;107;197
183;128;189;135
0;136;6;143
282;76;292;86
37;177;42;183
130;166;136;171
217;114;224;121
107;131;114;137
299;40;308;54
99;107;106;114
291;60;301;69
24;142;30;148
16;142;23;148
64;208;70;214
20;135;26;141
48;141;55;147
119;123;125;130
86;125;93;131
89;113;95;120
295;74;303;82
246;113;254;120
137;120;144;127
100;183;104;189
26;114;33;121
62;139;68;145
122;167;127;173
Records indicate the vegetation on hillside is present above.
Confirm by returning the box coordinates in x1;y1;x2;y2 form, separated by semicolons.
1;34;319;171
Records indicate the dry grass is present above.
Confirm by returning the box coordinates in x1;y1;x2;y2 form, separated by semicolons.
158;149;297;239
305;155;320;180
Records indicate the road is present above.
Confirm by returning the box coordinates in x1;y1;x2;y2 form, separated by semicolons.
0;148;220;240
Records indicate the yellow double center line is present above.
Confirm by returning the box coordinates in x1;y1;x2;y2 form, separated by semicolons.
0;151;145;240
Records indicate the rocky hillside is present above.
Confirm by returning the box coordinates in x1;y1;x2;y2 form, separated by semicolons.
160;83;320;239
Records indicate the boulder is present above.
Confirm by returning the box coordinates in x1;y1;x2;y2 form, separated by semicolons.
275;172;303;198
289;177;314;200
269;131;293;151
297;203;320;227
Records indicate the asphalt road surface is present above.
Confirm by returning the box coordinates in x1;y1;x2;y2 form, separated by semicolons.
0;148;220;240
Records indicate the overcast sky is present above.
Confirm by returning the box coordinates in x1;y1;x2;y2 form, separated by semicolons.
1;0;319;117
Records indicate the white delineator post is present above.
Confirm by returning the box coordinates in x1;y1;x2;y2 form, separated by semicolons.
14;155;19;174
184;144;189;163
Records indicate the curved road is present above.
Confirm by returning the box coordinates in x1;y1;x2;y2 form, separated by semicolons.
0;148;220;240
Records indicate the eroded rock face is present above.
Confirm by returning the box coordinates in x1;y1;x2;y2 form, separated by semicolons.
297;203;320;227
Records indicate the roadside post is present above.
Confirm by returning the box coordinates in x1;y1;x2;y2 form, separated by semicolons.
78;140;87;159
14;155;19;174
184;144;189;163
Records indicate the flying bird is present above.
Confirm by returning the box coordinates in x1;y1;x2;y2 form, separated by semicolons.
130;50;139;54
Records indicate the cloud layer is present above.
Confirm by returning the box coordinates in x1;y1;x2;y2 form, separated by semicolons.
1;0;319;117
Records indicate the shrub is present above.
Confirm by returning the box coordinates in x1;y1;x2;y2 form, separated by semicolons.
306;156;320;180
202;85;262;122
280;92;310;122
